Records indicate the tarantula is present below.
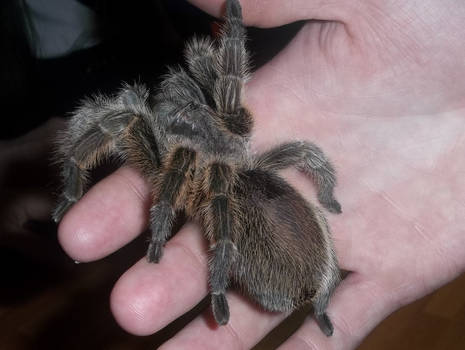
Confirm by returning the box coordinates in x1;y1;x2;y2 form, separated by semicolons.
53;0;342;337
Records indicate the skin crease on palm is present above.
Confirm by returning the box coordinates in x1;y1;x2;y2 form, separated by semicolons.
57;0;465;349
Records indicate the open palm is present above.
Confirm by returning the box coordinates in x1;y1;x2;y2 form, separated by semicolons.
58;0;465;349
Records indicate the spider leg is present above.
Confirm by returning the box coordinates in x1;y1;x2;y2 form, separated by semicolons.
311;276;336;337
212;0;252;135
308;206;339;337
254;141;342;213
147;147;196;263
202;162;237;325
53;84;159;222
313;300;335;337
184;36;217;106
158;66;207;107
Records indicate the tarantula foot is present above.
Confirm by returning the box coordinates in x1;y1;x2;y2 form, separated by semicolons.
52;197;75;223
227;0;242;19
212;293;230;325
146;241;163;263
319;195;342;214
315;312;334;337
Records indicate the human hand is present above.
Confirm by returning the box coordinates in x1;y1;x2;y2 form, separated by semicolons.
58;0;465;349
1;118;64;256
0;118;64;236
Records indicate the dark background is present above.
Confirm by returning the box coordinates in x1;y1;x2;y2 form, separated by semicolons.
2;1;464;349
0;0;301;139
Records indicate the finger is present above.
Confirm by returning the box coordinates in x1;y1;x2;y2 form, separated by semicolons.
58;166;151;262
159;292;287;350
278;273;390;350
110;222;209;336
1;190;54;233
188;0;349;27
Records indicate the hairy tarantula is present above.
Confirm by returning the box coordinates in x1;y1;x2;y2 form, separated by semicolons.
53;0;342;337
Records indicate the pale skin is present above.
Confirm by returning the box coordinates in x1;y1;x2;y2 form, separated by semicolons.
58;0;465;349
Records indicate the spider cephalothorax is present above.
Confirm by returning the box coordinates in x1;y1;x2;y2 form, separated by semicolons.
53;0;342;337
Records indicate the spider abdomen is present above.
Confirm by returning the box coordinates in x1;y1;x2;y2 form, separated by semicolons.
232;169;340;318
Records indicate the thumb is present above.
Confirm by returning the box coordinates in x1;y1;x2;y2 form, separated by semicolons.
188;0;349;27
